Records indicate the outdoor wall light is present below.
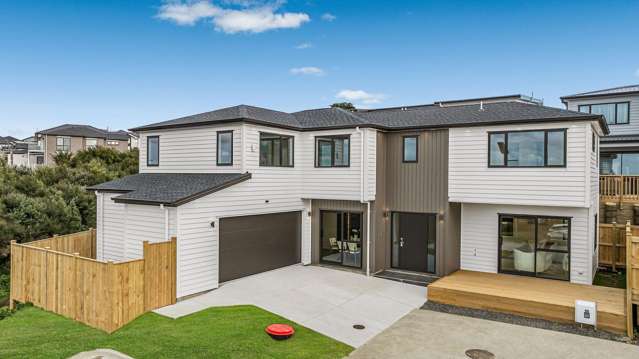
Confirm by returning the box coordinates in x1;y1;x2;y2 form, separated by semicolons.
307;211;312;217
210;221;215;228
438;211;445;222
383;210;389;219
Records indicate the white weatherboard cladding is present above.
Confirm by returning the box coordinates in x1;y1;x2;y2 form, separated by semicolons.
99;193;126;261
96;193;177;261
565;94;639;136
176;180;306;298
138;123;375;201
448;121;592;208
139;124;243;173
460;203;593;284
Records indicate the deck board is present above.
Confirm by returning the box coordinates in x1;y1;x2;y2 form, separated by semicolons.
428;270;627;334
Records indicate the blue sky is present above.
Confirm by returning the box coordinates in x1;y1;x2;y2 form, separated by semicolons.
1;0;638;138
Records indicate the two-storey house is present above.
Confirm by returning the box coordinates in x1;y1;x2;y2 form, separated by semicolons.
561;85;639;224
89;97;606;299
36;124;135;164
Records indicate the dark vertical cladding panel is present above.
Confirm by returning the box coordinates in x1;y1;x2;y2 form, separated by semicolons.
310;199;368;271
374;132;388;272
219;211;301;282
373;129;460;276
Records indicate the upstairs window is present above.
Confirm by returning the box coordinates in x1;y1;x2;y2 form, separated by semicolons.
56;136;70;152
402;136;418;163
260;133;293;167
579;102;629;125
216;131;233;166
488;129;566;168
316;136;350;167
147;136;159;166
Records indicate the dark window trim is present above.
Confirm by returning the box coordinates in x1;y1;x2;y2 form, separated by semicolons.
578;102;630;125
402;135;419;163
259;132;294;167
488;128;567;168
497;213;571;281
147;136;159;167
315;135;351;168
389;211;437;274
319;209;364;269
216;130;233;166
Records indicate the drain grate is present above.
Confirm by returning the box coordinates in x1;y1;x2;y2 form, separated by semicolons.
352;324;365;330
465;349;495;359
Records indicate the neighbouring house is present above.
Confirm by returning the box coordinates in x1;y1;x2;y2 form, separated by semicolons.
561;85;639;224
35;124;135;164
88;96;607;299
0;135;45;168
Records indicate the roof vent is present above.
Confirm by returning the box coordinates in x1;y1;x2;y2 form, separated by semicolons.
479;101;484;111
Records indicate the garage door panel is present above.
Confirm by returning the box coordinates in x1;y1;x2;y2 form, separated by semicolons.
220;211;301;282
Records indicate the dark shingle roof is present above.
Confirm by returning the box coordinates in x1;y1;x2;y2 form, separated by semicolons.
37;124;130;140
561;84;639;100
87;172;251;206
131;105;299;132
129;99;608;134
356;102;607;131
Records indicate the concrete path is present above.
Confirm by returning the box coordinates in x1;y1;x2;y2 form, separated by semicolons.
69;349;133;359
349;309;639;359
154;265;426;347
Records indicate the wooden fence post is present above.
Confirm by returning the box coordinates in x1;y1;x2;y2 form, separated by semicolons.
612;221;618;272
89;228;96;259
9;240;16;310
171;236;177;304
626;220;634;339
143;241;149;311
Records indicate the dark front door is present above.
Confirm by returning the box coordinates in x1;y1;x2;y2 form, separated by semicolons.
219;211;301;282
391;212;436;273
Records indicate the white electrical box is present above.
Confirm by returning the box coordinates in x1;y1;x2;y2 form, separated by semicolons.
575;300;597;326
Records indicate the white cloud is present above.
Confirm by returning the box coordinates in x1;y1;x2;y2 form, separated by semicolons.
290;66;325;76
321;13;336;22
336;89;386;104
295;42;312;49
157;1;310;33
157;1;221;26
214;7;309;33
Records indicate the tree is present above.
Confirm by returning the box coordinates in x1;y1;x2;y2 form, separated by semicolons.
0;147;139;275
330;102;357;112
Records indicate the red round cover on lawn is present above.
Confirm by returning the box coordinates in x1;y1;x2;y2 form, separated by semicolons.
265;324;295;336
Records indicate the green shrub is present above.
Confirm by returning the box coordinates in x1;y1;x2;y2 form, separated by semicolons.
0;147;138;271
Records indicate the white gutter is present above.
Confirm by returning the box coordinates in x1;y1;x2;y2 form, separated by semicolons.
355;127;371;276
161;204;169;240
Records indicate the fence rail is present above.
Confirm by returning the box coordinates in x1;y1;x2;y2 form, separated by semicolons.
10;233;176;333
600;175;639;203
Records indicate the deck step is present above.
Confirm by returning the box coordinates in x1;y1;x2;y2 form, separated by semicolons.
374;270;439;287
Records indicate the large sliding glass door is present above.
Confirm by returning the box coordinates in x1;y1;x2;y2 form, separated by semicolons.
320;211;362;268
498;214;570;281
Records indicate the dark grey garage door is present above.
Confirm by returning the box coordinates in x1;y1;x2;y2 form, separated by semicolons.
219;211;301;282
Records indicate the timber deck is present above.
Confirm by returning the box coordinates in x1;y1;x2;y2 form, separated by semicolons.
428;270;627;334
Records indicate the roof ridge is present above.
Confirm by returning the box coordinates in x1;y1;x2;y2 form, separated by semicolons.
562;84;639;98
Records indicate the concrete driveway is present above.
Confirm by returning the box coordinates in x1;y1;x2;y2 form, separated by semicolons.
154;265;427;347
349;309;639;359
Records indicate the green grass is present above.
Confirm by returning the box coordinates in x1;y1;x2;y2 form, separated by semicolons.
593;269;626;289
0;305;353;359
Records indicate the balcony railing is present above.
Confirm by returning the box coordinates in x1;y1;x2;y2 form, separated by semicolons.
600;175;639;203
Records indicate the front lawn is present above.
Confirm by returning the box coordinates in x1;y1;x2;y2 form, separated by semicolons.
0;305;352;359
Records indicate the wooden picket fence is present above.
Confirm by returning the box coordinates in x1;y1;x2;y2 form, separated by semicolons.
624;222;639;338
598;223;639;269
9;231;176;333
